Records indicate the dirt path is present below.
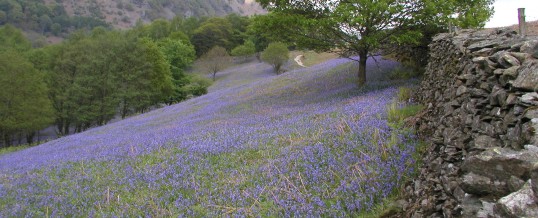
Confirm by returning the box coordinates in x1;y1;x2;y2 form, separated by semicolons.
294;55;306;67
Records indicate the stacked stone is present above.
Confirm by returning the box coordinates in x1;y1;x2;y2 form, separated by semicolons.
400;29;538;217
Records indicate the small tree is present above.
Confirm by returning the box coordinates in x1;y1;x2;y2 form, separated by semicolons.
261;42;289;74
231;40;256;63
231;40;256;58
198;46;232;81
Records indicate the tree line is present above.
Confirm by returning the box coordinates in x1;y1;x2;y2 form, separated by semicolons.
0;18;210;146
0;13;286;147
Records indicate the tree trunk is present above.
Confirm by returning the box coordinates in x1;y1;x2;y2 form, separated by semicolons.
358;49;368;85
63;121;70;135
17;133;22;145
3;133;11;147
26;131;35;145
56;121;63;136
256;52;261;62
121;99;128;119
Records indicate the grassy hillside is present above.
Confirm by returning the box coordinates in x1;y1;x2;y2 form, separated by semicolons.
0;56;419;216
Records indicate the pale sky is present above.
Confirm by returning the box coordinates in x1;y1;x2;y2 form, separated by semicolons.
486;0;538;28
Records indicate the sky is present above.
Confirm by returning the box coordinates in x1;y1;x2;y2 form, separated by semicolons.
485;0;538;28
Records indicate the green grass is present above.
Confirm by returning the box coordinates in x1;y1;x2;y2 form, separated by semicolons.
289;51;340;67
387;101;424;126
388;67;421;80
0;145;31;156
360;86;425;218
397;87;413;102
0;139;51;156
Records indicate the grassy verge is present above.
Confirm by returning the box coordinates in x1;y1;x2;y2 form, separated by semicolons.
0;145;31;156
0;140;51;156
359;86;427;217
289;51;340;67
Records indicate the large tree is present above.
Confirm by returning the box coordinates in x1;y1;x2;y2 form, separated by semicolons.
157;38;197;104
0;50;53;146
191;17;233;56
255;0;494;84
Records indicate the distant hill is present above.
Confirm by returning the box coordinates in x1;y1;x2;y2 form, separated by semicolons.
0;0;265;36
54;0;266;29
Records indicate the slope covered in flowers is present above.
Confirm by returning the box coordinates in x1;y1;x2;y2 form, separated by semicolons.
0;56;418;216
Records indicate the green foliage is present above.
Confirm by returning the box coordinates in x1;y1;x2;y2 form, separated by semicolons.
51;23;61;36
179;74;213;99
389;67;422;80
0;19;216;146
191;17;234;57
36;30;175;134
397;87;413;102
157;38;196;104
197;46;233;81
255;0;494;84
143;19;172;40
386;0;493;71
261;42;289;74
168;31;190;44
386;86;423;125
359;88;427;217
0;24;31;52
0;11;6;24
157;38;196;74
387;102;424;125
117;37;174;117
225;13;251;49
423;0;494;29
0;50;53;146
177;17;205;37
231;40;256;58
0;0;109;35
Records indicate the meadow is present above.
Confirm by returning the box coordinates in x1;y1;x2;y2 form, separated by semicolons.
0;56;419;217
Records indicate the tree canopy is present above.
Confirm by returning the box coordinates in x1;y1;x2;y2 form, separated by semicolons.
231;40;256;61
255;0;494;84
191;17;234;57
0;50;53;146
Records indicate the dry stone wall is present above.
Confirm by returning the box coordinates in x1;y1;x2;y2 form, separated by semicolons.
401;29;538;217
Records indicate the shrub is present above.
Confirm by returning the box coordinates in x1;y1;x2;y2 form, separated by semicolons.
231;41;255;57
180;74;213;98
388;67;421;80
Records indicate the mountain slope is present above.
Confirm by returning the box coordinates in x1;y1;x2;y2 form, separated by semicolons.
0;57;418;216
0;0;265;36
52;0;265;28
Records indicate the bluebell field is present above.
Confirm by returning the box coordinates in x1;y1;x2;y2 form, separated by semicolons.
0;57;418;216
